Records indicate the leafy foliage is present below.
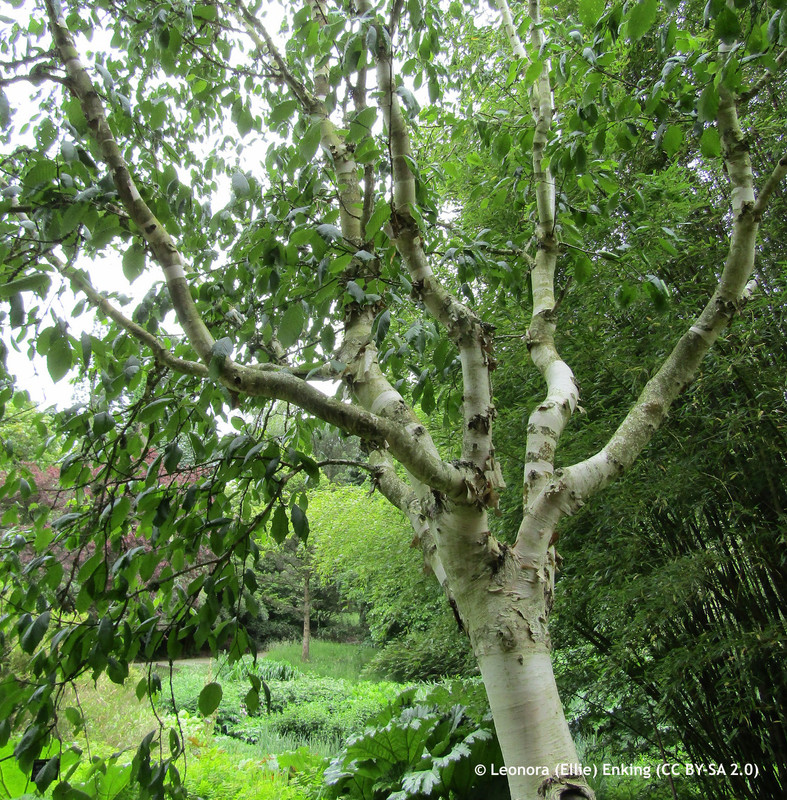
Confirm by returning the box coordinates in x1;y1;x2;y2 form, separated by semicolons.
309;484;474;679
323;680;509;800
158;659;401;750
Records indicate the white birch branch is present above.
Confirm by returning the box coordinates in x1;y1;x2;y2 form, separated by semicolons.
543;69;786;525
373;31;503;490
496;0;579;511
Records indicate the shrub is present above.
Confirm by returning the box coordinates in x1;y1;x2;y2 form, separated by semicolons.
218;656;300;683
178;743;303;800
157;666;255;734
323;680;510;800
158;660;403;754
367;615;477;682
224;676;401;745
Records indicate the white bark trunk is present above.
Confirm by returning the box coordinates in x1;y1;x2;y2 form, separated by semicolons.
433;507;594;800
479;650;589;800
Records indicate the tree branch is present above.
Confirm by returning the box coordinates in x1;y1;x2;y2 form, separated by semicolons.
738;48;787;106
496;0;578;515
373;33;503;489
534;52;787;542
0;71;69;89
41;0;472;504
367;447;450;588
62;267;209;379
44;0;216;363
220;358;469;501
233;0;317;113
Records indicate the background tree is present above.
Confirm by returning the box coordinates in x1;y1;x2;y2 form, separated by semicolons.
0;0;785;798
309;482;476;680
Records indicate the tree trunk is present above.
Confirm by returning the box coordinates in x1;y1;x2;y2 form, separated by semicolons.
435;506;594;800
302;569;311;663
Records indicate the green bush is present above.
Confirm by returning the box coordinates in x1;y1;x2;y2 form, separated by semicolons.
178;743;303;800
323;679;509;800
157;666;255;734
367;614;477;682
158;660;403;753
224;676;400;745
218;656;299;683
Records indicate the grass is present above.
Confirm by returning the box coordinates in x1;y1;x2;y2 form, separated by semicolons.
264;639;381;681
56;669;162;754
2;641;391;800
38;661;326;800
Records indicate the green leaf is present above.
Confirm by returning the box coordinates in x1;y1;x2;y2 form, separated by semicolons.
271;505;288;543
169;728;181;757
579;0;606;29
163;443;183;473
715;5;742;43
93;411;115;436
210;336;233;379
277;303;304;349
644;274;671;312
21;611;50;654
662;124;683;157
193;4;217;21
316;223;342;242
699;127;721;158
628;0;658;41
148;100;167;129
53;782;92;800
493;131;512;160
244;687;260;715
420;380;435;415
291;503;309;541
14;724;44;771
231;172;250;197
198;683;223;716
139;398;170;422
573;254;593;283
237;108;255;137
47;336;72;383
697;85;719;123
615;282;638;307
298;123;322;162
525;59;543;88
23;159;57;188
0;274;50;297
109;496;132;531
270;100;299;127
365;202;391;239
60;139;79;164
97;616;114;654
9;293;24;327
374;309;391;347
345;281;366;303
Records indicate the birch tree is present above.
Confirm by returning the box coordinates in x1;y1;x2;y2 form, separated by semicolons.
0;0;785;798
